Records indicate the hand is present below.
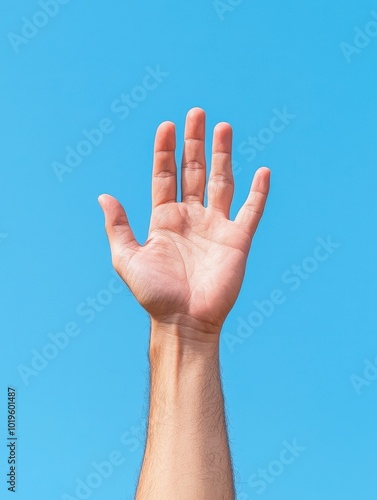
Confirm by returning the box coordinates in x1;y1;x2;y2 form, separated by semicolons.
98;108;270;337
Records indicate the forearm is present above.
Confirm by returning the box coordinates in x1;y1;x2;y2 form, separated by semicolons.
136;319;235;500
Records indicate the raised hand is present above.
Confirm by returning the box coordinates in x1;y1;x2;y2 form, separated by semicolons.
98;108;270;337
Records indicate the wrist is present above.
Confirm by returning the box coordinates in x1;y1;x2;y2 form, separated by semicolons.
149;315;221;359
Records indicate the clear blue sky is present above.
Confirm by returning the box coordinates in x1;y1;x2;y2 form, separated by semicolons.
1;0;377;498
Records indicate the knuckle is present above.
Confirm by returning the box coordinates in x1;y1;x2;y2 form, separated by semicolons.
245;204;263;216
210;173;234;185
182;159;204;170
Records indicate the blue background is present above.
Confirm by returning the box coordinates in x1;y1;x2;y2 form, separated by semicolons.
1;0;377;498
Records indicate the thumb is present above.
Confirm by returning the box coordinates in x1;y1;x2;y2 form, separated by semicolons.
98;194;140;268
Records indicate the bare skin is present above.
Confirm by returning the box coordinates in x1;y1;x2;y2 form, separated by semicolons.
98;107;270;499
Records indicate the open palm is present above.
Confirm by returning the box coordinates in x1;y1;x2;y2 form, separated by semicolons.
99;108;270;334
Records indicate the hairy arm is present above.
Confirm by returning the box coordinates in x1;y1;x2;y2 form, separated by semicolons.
136;320;234;499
